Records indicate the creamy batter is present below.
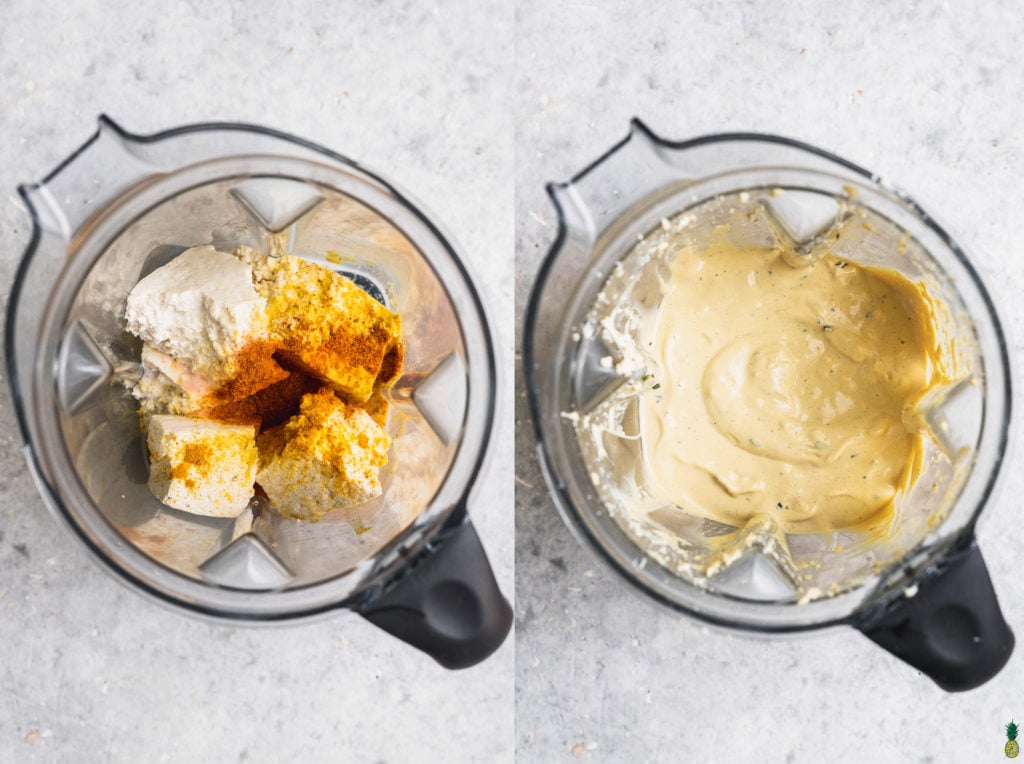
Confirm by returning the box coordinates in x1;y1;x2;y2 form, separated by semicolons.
638;237;946;536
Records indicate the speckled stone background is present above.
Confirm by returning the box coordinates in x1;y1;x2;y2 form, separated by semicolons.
0;2;512;762
515;2;1024;762
5;0;1024;761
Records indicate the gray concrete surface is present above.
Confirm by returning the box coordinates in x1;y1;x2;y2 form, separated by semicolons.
0;2;513;762
515;2;1024;762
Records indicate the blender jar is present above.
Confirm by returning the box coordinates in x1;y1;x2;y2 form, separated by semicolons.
524;121;1013;690
8;116;512;669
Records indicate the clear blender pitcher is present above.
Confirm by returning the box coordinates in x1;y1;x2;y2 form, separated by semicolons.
524;121;1013;690
8;116;512;669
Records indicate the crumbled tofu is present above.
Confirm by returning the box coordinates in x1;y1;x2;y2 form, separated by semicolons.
256;388;390;520
235;246;401;402
146;415;257;517
134;341;290;420
126;246;268;384
133;345;216;416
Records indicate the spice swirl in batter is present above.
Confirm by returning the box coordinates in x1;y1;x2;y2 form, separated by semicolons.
638;239;946;535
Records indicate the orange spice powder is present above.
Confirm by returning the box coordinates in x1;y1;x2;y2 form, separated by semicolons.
171;442;214;489
211;339;289;403
203;369;321;429
194;258;405;437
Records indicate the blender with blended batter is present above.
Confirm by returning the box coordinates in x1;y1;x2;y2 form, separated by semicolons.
525;122;1013;690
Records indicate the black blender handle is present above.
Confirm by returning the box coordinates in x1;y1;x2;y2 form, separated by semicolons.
859;539;1013;692
358;513;512;670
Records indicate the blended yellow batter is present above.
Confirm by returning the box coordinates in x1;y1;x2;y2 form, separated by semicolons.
639;238;946;536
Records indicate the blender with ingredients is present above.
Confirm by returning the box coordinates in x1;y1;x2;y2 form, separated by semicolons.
525;121;1013;690
8;116;511;668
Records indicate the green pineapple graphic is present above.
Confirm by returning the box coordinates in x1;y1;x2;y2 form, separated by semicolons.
1007;721;1020;758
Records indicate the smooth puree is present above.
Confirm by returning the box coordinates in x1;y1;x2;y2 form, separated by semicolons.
638;237;946;535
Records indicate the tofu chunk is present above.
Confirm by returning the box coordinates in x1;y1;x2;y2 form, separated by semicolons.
126;246;268;384
146;415;257;517
256;388;390;520
235;247;401;402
